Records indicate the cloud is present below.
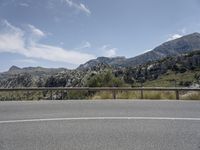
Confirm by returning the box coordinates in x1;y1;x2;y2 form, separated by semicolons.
167;34;182;41
0;20;95;65
64;0;91;15
76;41;91;50
25;42;94;64
83;41;91;48
101;45;117;57
28;24;45;37
19;3;29;7
0;20;25;51
180;28;187;34
79;3;91;15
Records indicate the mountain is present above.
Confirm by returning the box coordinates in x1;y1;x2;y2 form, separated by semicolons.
0;66;69;88
9;65;21;72
0;66;68;86
78;32;200;69
78;56;126;70
32;50;200;88
2;66;68;76
125;32;200;67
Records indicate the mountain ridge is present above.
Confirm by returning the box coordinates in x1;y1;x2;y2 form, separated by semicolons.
79;32;200;69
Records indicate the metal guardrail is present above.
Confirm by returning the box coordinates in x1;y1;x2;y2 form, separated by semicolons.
0;87;200;100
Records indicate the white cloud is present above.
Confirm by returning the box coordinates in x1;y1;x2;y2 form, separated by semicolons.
79;3;91;15
105;49;117;57
0;20;95;65
77;41;91;50
167;34;182;41
1;19;22;33
25;42;94;64
0;20;25;52
64;0;91;15
101;45;117;57
180;28;187;34
83;41;91;48
28;24;45;37
19;3;29;7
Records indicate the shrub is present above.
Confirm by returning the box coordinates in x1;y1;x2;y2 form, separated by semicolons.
87;71;125;87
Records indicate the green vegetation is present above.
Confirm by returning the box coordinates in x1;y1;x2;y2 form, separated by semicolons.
0;91;44;101
86;70;125;87
64;91;89;100
142;70;200;87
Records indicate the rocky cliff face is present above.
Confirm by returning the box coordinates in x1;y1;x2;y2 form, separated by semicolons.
0;73;33;88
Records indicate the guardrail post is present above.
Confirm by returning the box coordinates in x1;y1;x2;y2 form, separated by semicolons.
26;91;29;100
50;90;53;100
112;90;116;99
175;90;179;100
141;89;144;99
9;92;11;101
61;90;64;100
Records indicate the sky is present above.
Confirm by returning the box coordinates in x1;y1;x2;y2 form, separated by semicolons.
0;0;200;72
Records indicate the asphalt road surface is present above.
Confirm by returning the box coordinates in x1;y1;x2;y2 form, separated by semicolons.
0;100;200;150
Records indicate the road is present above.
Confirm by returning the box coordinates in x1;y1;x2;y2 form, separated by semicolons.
0;100;200;150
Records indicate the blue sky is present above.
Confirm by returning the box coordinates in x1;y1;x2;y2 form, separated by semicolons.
0;0;200;71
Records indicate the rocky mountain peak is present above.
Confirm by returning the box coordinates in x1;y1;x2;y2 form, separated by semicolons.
9;66;21;71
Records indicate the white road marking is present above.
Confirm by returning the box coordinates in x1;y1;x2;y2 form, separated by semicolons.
0;117;200;124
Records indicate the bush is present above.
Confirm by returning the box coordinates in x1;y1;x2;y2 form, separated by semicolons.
92;91;113;99
179;81;192;87
87;71;125;87
45;76;66;87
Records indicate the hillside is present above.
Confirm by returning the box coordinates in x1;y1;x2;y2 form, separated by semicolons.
0;66;68;88
79;32;200;69
0;66;68;79
78;57;126;70
122;50;200;87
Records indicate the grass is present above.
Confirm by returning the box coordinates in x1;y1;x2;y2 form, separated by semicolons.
141;70;200;87
181;91;200;100
91;91;176;100
92;90;200;100
0;91;45;101
117;91;141;99
143;91;175;100
91;91;113;100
